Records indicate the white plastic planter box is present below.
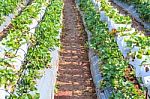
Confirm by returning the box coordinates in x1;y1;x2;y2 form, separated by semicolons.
37;47;60;99
115;23;131;30
100;11;108;22
37;11;63;99
108;19;116;31
116;36;131;57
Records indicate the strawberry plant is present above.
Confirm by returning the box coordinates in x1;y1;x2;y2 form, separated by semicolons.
125;32;150;60
0;0;63;98
79;0;145;98
0;0;28;25
100;0;131;24
120;0;150;22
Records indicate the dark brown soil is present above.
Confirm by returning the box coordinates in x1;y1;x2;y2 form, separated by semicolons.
54;0;96;99
0;23;13;41
124;66;144;96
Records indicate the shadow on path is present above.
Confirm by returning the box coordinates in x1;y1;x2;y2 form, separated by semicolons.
55;0;96;99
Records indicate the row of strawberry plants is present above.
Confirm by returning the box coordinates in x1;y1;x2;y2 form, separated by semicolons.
119;0;150;22
93;0;132;33
100;0;131;24
1;0;49;54
0;0;29;26
95;0;150;93
0;0;50;77
0;0;21;24
97;0;150;95
0;0;22;16
0;0;56;98
92;0;150;97
9;0;63;98
79;0;145;98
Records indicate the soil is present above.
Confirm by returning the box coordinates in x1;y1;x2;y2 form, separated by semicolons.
124;66;144;96
54;0;96;99
0;23;13;41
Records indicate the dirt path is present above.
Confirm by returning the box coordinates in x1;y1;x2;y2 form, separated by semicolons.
54;0;96;99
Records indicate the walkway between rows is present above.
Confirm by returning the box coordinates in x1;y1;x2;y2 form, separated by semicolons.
55;0;96;99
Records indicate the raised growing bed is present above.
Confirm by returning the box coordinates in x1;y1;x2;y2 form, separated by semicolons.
0;0;63;98
77;0;150;98
94;0;150;95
